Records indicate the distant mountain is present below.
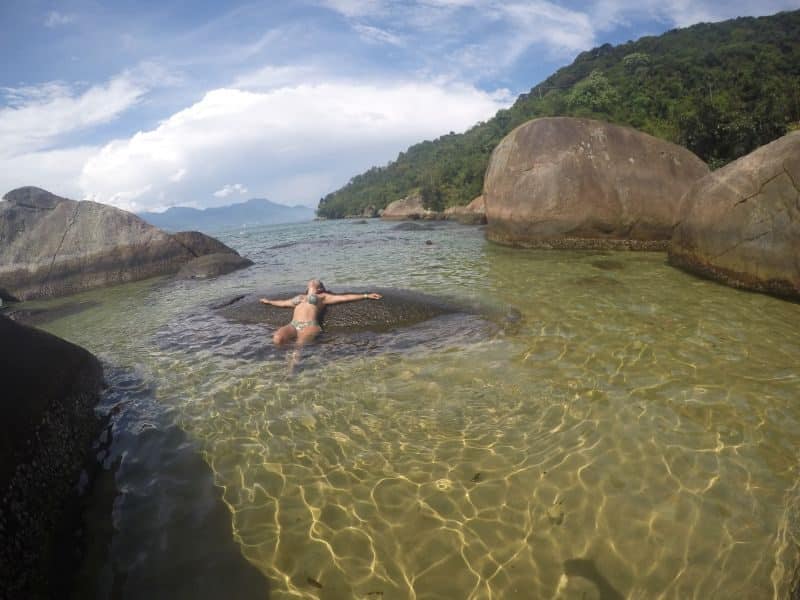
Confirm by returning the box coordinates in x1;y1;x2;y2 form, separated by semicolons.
139;198;315;232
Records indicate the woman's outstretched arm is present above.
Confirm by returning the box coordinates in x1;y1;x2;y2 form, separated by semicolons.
260;295;302;308
323;292;382;305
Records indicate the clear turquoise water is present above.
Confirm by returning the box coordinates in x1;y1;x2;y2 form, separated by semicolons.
34;219;800;598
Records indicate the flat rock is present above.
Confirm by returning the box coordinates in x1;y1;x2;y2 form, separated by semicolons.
392;222;436;231
0;187;249;301
484;117;709;249
176;253;254;280
669;131;800;299
214;287;467;333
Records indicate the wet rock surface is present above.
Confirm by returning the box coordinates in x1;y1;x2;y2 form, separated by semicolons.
0;315;104;598
214;287;467;333
64;367;270;599
176;252;254;280
669;131;800;300
2;299;101;326
154;288;520;374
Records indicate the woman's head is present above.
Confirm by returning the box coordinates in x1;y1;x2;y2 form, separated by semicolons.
308;279;325;293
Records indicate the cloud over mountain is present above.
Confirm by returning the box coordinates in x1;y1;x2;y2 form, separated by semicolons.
78;80;510;211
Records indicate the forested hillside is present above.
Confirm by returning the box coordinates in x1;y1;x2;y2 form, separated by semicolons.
317;10;800;218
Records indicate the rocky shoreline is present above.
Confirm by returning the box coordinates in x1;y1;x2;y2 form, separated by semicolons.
349;117;798;302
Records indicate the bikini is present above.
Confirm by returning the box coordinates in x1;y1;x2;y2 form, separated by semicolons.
290;293;320;331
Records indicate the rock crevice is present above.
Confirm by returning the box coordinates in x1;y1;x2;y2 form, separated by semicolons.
44;201;81;289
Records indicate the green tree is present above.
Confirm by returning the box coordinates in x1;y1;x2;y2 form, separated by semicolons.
567;70;620;113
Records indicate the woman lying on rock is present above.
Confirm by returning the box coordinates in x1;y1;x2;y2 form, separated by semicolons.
260;279;382;347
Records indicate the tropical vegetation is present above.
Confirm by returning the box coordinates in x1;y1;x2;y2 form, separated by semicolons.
317;10;800;218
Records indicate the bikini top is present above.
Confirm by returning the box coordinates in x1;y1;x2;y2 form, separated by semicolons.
292;293;320;306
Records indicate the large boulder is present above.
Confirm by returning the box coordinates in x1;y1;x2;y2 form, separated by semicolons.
484;117;709;249
176;253;254;280
381;192;440;220
669;132;800;299
0;315;104;596
171;230;237;256
444;195;487;225
0;187;250;301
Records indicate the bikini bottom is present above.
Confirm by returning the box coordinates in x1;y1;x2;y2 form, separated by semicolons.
290;319;319;332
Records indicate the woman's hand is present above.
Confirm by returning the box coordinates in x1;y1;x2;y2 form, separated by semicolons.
366;293;382;300
259;298;271;305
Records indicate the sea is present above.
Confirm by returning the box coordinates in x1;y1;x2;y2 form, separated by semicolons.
25;218;800;598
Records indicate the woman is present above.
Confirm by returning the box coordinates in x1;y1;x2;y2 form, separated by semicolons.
260;279;382;347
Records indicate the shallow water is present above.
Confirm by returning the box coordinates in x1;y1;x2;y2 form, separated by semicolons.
32;219;800;598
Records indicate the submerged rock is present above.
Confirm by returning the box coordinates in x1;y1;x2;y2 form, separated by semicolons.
392;222;435;231
0;315;104;597
669;131;800;300
176;253;254;280
484;117;709;249
0;186;250;301
3;299;101;326
590;259;625;271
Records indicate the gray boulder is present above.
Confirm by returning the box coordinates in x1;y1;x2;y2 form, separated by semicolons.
0;315;104;596
381;192;440;220
669;132;800;299
444;195;487;225
0;187;250;301
177;253;254;280
171;230;237;256
484;117;709;249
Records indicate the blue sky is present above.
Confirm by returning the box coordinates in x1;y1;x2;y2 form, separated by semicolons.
1;0;798;211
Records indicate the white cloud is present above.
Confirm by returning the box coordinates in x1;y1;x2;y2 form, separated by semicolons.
352;23;405;46
319;0;385;18
213;183;248;198
320;0;596;77
44;11;75;28
494;2;595;60
231;64;319;91
169;168;187;182
0;146;99;201
0;63;172;158
77;80;511;211
316;0;799;78
0;78;144;157
590;0;800;30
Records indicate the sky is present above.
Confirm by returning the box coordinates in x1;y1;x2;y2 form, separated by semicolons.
1;0;798;212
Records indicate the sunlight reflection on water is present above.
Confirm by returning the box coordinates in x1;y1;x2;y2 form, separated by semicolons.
37;219;800;598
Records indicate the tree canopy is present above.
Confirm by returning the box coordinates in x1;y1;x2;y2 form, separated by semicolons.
317;10;800;218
